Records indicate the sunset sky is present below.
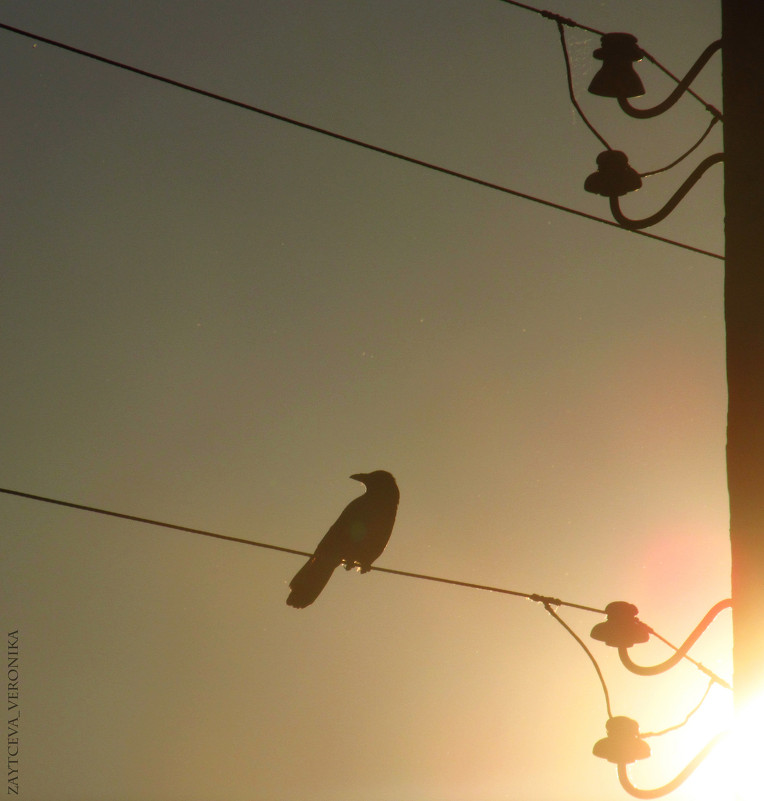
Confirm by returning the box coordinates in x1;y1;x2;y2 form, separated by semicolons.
0;1;734;799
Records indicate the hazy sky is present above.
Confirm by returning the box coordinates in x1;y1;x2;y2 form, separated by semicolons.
1;2;732;800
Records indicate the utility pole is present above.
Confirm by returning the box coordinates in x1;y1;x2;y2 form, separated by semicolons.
722;0;764;711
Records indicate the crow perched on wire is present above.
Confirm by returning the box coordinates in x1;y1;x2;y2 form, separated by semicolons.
286;470;399;608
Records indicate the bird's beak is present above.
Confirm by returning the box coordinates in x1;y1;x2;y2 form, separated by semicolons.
350;473;367;483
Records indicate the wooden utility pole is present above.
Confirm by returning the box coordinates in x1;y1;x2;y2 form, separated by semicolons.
722;0;764;711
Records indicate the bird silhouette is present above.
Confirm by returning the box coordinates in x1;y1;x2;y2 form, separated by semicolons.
286;470;399;608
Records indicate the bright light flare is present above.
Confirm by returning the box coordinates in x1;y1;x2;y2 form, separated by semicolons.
690;690;764;801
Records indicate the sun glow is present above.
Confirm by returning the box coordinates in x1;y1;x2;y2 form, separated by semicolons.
683;690;764;801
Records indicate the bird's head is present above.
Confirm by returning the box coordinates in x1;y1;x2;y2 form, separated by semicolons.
350;470;398;492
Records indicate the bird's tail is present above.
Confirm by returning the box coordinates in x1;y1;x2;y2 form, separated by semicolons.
286;555;340;608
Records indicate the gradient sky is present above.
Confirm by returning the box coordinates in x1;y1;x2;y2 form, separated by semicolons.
1;2;732;800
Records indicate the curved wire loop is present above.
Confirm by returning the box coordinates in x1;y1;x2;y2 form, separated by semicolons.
610;153;724;230
617;599;732;678
617;40;722;119
616;733;726;798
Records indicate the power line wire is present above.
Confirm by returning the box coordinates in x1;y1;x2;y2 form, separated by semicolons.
0;486;604;614
370;565;601;613
494;0;604;36
645;623;731;688
641;50;723;121
0;22;723;262
0;486;313;558
0;485;733;687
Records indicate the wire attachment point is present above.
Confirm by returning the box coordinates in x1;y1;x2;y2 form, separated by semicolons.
529;593;563;606
540;10;576;28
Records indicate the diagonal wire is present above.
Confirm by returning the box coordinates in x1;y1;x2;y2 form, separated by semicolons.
646;625;731;687
641;51;723;120
0;488;733;686
371;564;603;613
0;486;605;614
494;0;604;36
0;486;314;557
0;22;723;261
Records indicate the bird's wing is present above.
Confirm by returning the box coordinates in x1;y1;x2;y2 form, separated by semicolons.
351;507;397;565
345;492;398;566
313;494;367;560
